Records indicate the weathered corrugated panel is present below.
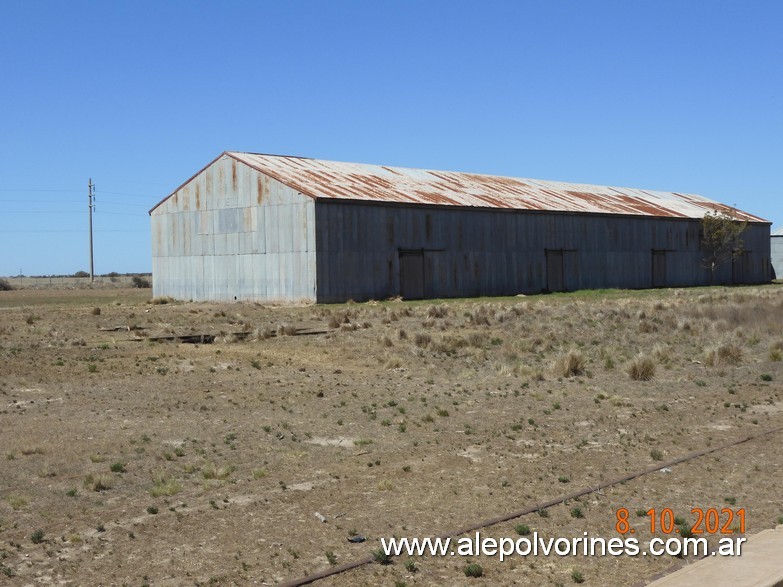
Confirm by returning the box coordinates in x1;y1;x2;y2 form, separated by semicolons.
772;232;783;278
150;155;317;302
313;201;771;303
219;152;766;222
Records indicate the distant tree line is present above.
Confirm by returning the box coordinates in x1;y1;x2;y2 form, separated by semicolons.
8;271;152;279
0;272;152;289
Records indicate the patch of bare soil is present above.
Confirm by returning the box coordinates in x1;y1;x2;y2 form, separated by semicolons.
0;286;782;586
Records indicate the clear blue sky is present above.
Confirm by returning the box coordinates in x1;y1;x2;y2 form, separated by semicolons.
1;0;780;276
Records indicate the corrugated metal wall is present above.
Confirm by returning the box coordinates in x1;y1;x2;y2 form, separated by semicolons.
151;155;316;302
772;236;783;279
315;201;771;302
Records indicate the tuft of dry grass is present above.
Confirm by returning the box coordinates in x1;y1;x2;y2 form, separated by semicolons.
328;310;353;329
148;296;174;305
150;472;182;497
251;327;274;341
277;324;297;336
7;495;28;510
384;356;402;369
376;479;393;491
556;349;586;378
201;462;234;480
414;332;431;348
426;305;448;319
705;343;743;367
84;473;113;492
768;341;783;362
467;305;492;326
652;343;670;364
628;355;655;381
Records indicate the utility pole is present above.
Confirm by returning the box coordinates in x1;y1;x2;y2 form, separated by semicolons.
88;178;95;282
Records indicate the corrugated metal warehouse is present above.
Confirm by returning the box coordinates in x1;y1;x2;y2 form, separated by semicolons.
149;152;771;303
772;227;783;279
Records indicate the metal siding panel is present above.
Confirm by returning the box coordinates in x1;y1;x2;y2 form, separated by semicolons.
226;231;239;257
182;213;192;256
255;207;266;253
243;254;255;299
268;253;281;299
216;257;228;301
306;201;316;252
203;232;214;256
253;255;268;300
772;237;783;278
203;256;214;301
292;252;303;298
193;256;203;301
282;252;293;299
265;205;279;253
212;256;223;301
315;204;328;301
191;214;203;256
238;165;251;209
307;248;317;299
204;167;215;211
279;204;294;253
215;233;227;256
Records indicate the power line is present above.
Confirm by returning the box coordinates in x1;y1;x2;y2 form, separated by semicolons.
0;229;148;233
2;210;84;214
1;210;147;216
0;188;152;198
0;199;80;204
100;190;153;197
0;188;78;193
0;198;152;207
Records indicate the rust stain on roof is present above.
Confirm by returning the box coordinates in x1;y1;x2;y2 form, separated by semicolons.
149;152;767;223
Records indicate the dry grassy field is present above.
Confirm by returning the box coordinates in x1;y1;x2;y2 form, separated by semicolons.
1;285;782;586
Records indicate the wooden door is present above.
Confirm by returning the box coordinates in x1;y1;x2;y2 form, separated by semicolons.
400;252;425;299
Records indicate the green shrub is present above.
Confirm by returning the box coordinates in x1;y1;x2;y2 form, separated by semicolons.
464;562;484;577
132;275;151;288
372;548;392;565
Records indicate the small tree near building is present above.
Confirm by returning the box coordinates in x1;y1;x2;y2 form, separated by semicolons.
701;210;748;284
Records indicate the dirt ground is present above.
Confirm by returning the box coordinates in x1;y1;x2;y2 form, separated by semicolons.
1;285;782;586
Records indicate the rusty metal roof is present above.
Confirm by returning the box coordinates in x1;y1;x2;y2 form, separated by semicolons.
151;152;767;222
